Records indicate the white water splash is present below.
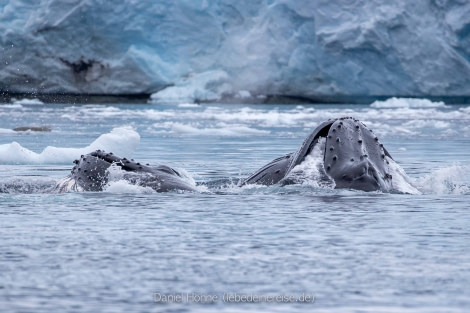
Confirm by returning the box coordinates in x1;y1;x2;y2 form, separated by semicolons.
104;180;156;194
416;165;470;195
103;162;201;194
386;157;421;195
285;137;336;189
102;164;156;194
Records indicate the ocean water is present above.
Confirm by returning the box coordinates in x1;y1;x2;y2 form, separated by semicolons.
0;98;469;312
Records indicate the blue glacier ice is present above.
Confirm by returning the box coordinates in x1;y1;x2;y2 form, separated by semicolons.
1;0;470;102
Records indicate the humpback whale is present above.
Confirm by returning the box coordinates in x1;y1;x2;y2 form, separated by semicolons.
55;117;409;193
54;150;197;193
240;117;395;192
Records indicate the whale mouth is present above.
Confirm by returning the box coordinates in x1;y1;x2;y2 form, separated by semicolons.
335;161;382;191
322;148;390;192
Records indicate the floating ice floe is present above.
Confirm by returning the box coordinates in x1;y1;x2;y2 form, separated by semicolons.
12;98;44;105
0;126;140;164
370;97;448;109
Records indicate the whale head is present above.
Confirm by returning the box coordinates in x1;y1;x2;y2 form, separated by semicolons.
242;117;395;192
321;117;392;191
54;150;197;193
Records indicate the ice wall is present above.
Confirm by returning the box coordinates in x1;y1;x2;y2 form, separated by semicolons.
1;0;469;102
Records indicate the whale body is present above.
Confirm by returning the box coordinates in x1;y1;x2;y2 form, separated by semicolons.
54;150;197;193
240;117;396;192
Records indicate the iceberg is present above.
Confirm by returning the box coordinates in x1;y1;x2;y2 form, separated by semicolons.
1;0;470;102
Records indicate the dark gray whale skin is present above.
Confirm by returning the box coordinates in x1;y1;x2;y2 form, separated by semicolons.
54;150;197;193
240;117;394;192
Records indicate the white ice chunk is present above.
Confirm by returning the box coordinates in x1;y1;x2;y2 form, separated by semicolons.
0;126;140;164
